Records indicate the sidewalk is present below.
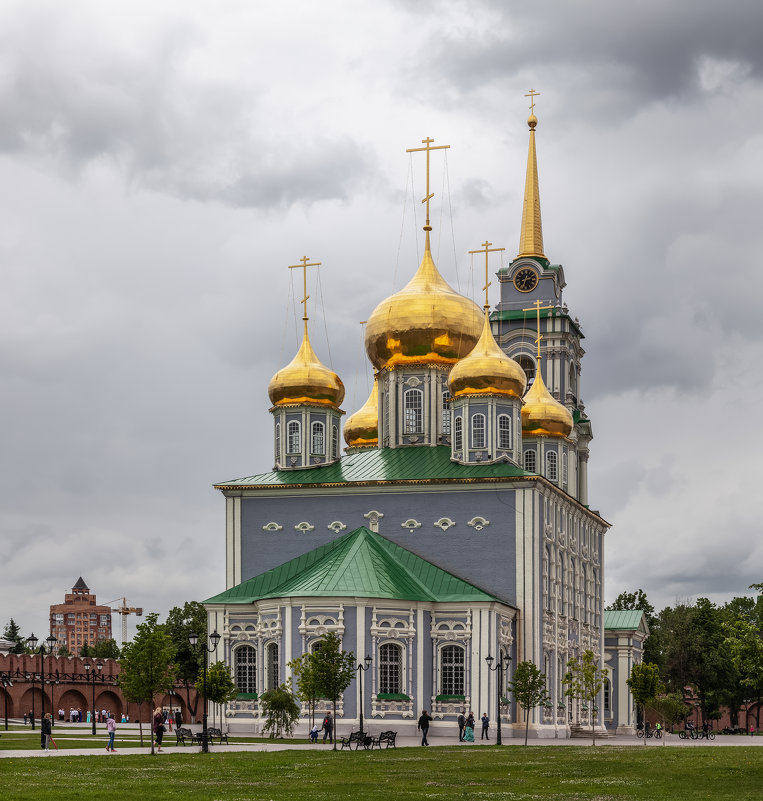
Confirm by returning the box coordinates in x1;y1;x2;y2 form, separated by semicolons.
2;731;761;758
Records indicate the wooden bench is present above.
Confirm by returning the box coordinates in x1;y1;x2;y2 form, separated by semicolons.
176;727;195;746
339;731;370;750
369;730;397;749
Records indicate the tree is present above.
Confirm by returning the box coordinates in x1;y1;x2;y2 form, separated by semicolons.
164;602;207;722
564;650;608;746
311;632;356;751
627;662;661;745
91;639;121;660
724;618;763;729
650;692;689;737
3;619;27;654
260;684;301;738
607;589;662;667
508;660;550;746
195;661;237;730
289;651;321;729
117;613;177;754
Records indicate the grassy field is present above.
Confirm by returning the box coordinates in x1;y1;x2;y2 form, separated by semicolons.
1;746;761;801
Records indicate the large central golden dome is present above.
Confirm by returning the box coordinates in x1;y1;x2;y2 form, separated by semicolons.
365;233;482;371
268;324;345;408
449;311;527;398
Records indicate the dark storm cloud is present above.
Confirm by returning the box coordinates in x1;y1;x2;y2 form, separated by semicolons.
425;0;763;113
0;5;374;208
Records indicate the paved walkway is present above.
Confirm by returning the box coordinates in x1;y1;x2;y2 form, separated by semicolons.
2;726;761;758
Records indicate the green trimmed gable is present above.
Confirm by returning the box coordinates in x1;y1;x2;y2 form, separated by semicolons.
204;526;503;606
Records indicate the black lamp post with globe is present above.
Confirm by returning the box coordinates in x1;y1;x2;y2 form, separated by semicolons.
84;661;103;735
485;653;512;745
355;655;372;737
26;633;57;729
188;630;221;753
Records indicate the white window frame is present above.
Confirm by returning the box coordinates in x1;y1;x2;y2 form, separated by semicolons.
497;414;511;449
234;644;257;694
454;416;463;451
311;421;325;455
287;421;301;454
546;450;558;481
403;388;423;434
471;413;486;449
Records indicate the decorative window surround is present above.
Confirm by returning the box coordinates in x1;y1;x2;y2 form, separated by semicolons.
327;521;347;533
401;519;422;530
262;522;283;532
467;516;490;531
433;517;456;532
294;521;315;532
364;510;384;533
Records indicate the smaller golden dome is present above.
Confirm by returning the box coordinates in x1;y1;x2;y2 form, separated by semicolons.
343;380;378;448
449;312;527;399
528;113;538;130
268;324;345;408
521;370;573;437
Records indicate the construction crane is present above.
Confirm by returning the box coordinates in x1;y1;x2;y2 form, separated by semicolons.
106;597;143;646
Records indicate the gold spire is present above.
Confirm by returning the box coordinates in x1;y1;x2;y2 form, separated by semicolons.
517;89;545;259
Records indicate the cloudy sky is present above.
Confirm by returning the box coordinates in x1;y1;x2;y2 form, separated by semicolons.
2;0;762;643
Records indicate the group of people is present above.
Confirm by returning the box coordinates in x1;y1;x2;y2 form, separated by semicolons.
309;712;334;743
416;709;491;746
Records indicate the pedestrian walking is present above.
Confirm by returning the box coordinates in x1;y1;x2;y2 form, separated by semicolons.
321;712;333;744
106;715;117;752
41;713;52;752
153;707;165;752
481;712;490;740
418;709;432;746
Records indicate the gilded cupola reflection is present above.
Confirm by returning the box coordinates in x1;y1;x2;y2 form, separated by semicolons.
343;379;378;449
364;231;483;371
268;322;345;409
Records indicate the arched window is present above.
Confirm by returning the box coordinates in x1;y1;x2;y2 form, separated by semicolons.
570;557;577;619
562;450;568;486
404;388;423;433
442;390;451;435
471;413;486;449
498;414;511;449
524;449;536;472
546;450;558;481
454;416;463;451
440;644;465;696
379;643;403;694
287;421;301;454
332;425;339;459
266;642;279;690
568;363;577;399
515;354;536;385
544;545;552;608
275;422;281;459
235;645;256;694
311;421;325;454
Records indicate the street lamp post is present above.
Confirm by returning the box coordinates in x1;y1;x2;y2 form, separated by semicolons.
188;630;221;753
26;633;57;730
356;655;372;737
84;661;103;735
485;653;512;745
26;672;38;730
1;673;13;731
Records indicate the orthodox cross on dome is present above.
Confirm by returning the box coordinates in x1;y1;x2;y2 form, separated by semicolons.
406;137;450;232
525;88;540;114
288;256;322;323
522;298;554;361
469;240;505;311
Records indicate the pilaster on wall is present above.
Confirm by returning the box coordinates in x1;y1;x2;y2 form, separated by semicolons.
226;496;242;589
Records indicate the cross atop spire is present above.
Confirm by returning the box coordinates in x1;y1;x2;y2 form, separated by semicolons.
406;137;450;231
288;256;321;324
525;88;540;115
469;240;505;311
522;299;555;361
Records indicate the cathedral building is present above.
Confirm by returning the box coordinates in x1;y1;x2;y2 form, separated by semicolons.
204;106;629;738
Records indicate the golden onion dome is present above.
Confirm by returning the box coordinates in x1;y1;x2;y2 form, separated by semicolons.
521;369;573;437
343;380;378;448
268;323;345;408
449;311;527;399
365;232;483;371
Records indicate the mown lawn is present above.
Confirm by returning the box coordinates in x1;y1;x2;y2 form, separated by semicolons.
1;746;761;801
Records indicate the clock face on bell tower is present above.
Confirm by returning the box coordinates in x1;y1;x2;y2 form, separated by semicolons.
513;267;539;292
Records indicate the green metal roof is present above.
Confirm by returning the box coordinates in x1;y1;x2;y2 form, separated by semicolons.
215;445;529;489
204;526;501;605
604;610;645;630
490;307;584;339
